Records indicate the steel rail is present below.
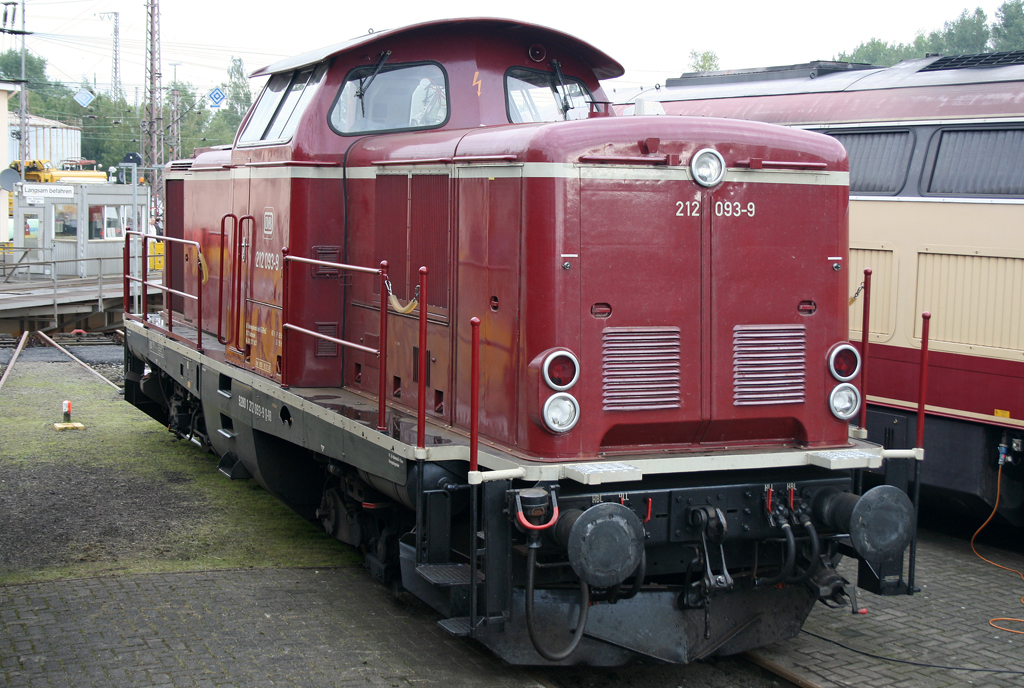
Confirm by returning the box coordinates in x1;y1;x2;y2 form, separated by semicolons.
34;331;120;391
0;331;30;393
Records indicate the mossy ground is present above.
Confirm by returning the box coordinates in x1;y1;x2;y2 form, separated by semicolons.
0;355;359;584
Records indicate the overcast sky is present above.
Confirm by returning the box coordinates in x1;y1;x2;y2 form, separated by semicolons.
3;0;1009;102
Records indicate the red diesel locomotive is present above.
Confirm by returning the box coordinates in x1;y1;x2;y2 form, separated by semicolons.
123;19;917;665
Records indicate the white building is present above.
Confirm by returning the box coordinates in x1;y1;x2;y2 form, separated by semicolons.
6;113;84;169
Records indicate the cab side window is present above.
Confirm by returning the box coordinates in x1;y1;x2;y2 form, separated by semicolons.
329;63;448;135
238;63;328;145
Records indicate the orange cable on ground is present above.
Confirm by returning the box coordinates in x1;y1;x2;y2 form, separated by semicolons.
970;464;1024;635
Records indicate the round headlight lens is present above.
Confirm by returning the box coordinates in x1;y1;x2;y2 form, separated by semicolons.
829;383;861;421
690;148;726;187
829;344;861;382
543;350;580;391
542;392;580;433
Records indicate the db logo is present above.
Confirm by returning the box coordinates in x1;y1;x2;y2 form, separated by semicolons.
263;209;274;237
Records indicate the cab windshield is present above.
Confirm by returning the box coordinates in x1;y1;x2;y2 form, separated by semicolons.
505;66;592;123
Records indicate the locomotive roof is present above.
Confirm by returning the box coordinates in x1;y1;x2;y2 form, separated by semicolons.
646;50;1024;102
251;17;625;80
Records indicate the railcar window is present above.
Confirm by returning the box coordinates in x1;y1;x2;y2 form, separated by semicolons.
238;63;328;144
927;129;1024;196
329;63;448;135
829;131;913;195
505;67;592;123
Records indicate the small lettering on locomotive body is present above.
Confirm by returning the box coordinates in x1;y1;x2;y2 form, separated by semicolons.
254;250;281;271
237;395;273;423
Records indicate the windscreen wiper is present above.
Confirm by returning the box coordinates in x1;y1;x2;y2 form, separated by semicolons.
550;59;572;118
357;50;392;117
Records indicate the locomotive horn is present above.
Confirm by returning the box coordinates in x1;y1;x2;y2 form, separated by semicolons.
815;485;915;562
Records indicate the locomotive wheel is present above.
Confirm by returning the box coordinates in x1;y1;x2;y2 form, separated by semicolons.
319;488;343;538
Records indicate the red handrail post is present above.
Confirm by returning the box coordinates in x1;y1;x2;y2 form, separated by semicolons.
280;248;290;387
217;214;236;344
377;261;389;433
417;267;429;449
140;237;149;318
122;238;130;315
858;268;873;430
470;317;481;473
195;244;203;352
916;312;931;449
166;236;174;333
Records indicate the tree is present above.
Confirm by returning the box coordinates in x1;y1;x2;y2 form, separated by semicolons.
220;57;252;133
688;49;720;72
837;38;925;66
993;0;1024;50
929;7;991;54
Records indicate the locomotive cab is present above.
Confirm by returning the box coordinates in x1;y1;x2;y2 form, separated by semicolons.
128;18;919;666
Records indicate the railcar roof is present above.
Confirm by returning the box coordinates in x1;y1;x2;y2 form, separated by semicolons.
643;51;1024;102
251;17;624;80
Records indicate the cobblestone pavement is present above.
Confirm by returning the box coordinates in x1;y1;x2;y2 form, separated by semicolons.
3;529;1023;687
757;528;1024;687
0;567;542;688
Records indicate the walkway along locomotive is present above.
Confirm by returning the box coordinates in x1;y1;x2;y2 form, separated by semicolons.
121;19;919;665
624;54;1024;526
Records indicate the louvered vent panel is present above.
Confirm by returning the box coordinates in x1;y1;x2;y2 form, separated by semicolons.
602;327;681;411
315;322;339;357
733;324;806;406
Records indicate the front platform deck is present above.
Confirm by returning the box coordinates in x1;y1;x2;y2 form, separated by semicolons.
125;314;891;487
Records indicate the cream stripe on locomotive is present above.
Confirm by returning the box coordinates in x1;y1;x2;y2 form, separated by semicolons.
175;163;849;186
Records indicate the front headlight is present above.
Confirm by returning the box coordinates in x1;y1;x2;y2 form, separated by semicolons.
542;392;580;433
691;148;726;187
829;344;861;382
829;383;861;420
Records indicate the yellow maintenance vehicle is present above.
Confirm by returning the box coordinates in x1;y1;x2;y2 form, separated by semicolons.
7;159;108;214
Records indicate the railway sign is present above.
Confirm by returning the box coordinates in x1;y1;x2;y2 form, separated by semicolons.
208;87;226;108
73;89;95;108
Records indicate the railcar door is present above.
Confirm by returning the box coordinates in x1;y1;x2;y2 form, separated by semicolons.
577;167;705;451
454;166;522;446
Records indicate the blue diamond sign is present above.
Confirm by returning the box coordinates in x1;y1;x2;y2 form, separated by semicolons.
73;89;95;108
208;87;226;108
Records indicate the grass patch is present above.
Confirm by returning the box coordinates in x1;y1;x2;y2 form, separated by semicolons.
0;358;360;585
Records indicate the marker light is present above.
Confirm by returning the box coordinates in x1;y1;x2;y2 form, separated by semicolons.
543;350;580;391
542;392;581;433
829;383;861;421
691;148;726;187
829;344;861;382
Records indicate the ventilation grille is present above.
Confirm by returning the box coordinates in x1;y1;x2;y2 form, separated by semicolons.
602;327;681;411
315;322;339;357
921;50;1024;71
733;324;806;406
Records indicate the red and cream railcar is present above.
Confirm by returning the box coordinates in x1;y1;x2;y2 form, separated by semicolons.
625;55;1024;525
124;19;915;665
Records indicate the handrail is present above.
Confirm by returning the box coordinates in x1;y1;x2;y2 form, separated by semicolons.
229;215;257;352
858;268;873;431
217;213;237;345
417;267;428;450
122;230;205;351
282;252;395;432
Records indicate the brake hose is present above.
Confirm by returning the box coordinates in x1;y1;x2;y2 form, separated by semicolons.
786;518;821;584
525;547;590;661
756;521;796;586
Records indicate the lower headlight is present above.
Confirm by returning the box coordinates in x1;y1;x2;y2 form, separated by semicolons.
829;383;861;420
542;392;581;433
